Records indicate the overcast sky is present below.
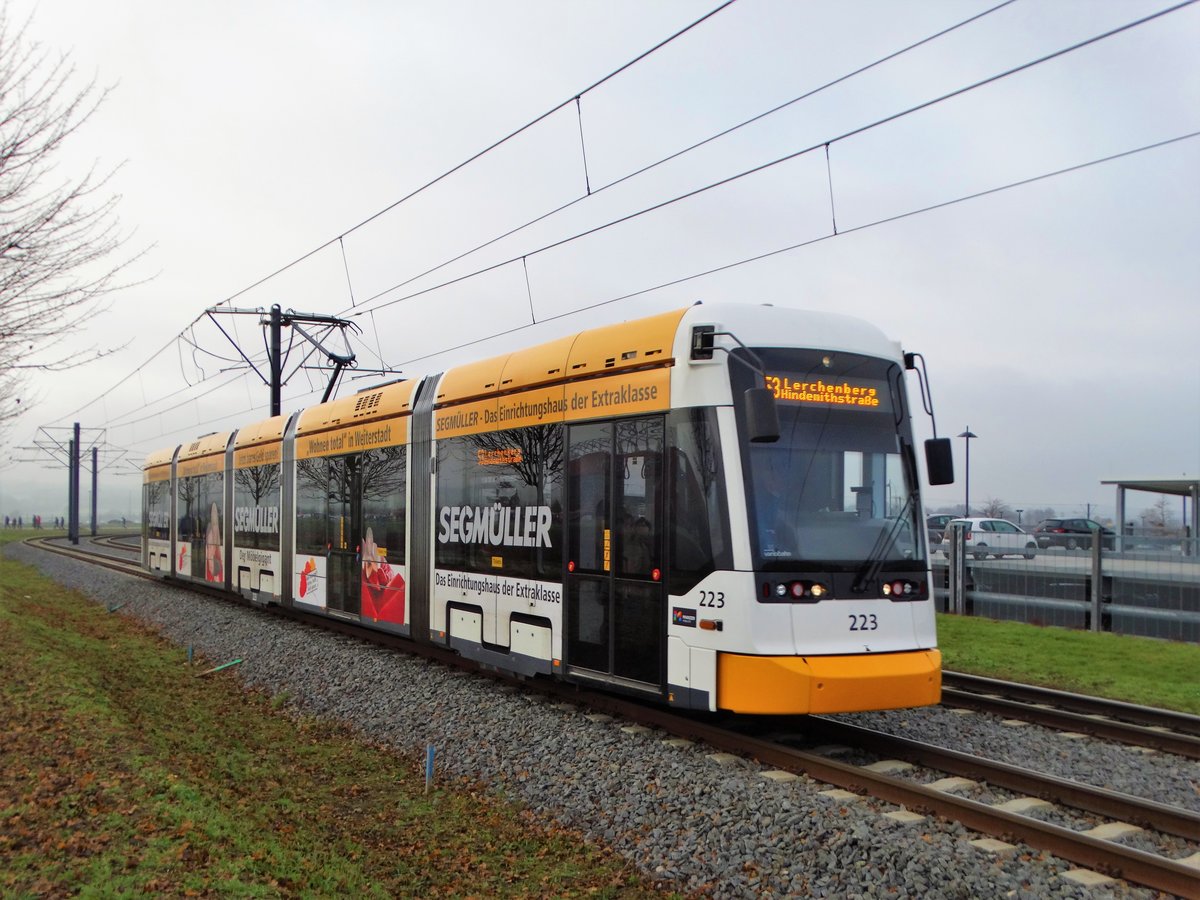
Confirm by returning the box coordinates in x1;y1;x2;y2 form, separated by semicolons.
3;0;1197;523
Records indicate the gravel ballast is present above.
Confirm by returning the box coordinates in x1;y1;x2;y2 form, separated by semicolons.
11;542;1196;899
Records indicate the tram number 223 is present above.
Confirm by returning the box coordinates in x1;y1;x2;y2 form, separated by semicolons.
849;613;878;631
698;590;725;608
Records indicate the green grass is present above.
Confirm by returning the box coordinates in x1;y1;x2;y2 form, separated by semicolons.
0;541;660;898
937;612;1200;714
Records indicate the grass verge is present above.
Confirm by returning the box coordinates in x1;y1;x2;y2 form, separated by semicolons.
937;612;1200;714
0;546;660;898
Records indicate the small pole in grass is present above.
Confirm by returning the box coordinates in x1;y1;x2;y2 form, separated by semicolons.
107;602;125;613
187;644;194;666
425;745;436;794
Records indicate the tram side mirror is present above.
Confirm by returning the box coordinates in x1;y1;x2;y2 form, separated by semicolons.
743;387;780;443
925;437;954;485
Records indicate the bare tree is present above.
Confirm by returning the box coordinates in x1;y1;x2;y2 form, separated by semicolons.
979;497;1014;520
1141;495;1179;535
0;10;141;433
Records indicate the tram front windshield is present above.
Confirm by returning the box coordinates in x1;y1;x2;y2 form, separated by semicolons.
742;349;922;571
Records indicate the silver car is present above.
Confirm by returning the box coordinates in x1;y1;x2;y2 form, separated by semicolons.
940;517;1038;560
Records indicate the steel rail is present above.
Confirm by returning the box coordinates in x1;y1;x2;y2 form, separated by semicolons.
944;670;1200;737
573;692;1200;900
803;716;1200;840
29;536;147;574
941;687;1200;761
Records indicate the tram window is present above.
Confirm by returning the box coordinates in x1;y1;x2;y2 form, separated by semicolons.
361;446;406;566
143;481;170;541
437;426;564;578
296;458;335;555
233;462;281;551
618;452;657;579
842;451;863;512
573;452;608;573
616;419;663;581
667;409;730;592
178;471;223;580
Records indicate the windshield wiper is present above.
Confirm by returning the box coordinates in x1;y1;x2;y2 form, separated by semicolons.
851;490;916;593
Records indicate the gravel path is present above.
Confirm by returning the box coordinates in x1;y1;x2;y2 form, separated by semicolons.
11;542;1197;899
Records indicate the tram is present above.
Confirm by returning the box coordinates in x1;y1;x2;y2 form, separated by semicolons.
143;302;954;714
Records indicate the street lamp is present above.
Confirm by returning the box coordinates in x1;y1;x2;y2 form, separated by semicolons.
1015;508;1023;526
958;428;977;516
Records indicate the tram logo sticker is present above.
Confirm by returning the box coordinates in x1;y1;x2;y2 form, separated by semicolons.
672;607;697;628
296;555;326;606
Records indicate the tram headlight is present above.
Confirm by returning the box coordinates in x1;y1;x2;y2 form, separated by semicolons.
779;580;830;601
883;579;925;600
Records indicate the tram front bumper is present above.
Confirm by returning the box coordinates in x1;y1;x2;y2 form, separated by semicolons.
716;649;942;715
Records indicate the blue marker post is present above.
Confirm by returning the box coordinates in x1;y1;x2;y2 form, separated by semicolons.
425;745;436;794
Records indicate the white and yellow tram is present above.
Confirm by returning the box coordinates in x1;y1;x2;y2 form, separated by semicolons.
142;303;953;714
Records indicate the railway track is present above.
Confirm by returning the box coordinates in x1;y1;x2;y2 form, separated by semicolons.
942;671;1200;760
797;716;1200;841
570;697;1200;898
24;536;1200;898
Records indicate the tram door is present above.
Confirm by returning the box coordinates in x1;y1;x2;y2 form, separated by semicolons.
326;454;363;616
565;418;665;692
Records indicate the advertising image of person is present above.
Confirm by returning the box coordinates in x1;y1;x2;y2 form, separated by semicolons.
205;501;224;583
361;526;405;624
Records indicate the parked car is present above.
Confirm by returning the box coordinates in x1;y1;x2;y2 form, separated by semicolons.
939;517;1038;560
1032;518;1116;551
927;514;955;544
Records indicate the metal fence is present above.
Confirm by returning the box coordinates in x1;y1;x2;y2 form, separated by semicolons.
934;524;1200;643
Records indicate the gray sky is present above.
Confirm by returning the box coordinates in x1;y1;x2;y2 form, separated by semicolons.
4;0;1198;523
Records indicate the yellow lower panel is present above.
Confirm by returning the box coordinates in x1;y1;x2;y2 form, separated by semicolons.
717;649;942;715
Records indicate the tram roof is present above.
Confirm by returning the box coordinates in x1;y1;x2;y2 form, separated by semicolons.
143;446;175;468
177;431;233;461
435;308;686;405
234;415;288;448
295;377;416;437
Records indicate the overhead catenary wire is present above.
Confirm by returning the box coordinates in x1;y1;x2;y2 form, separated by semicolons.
393;130;1200;368
48;1;739;427
100;369;254;432
101;124;1200;447
44;0;1046;399
339;236;357;308
347;0;1200;321
206;0;741;313
78;128;1200;455
47;0;1198;454
333;0;1020;319
68;97;1193;463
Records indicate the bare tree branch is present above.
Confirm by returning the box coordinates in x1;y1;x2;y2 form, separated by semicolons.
0;7;148;435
